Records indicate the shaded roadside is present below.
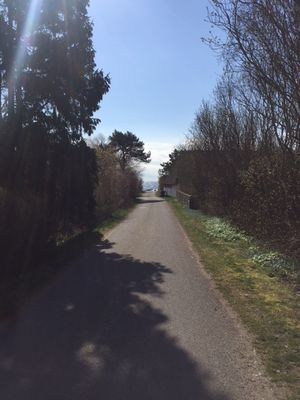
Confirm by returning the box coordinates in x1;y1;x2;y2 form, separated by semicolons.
0;207;133;319
0;239;228;400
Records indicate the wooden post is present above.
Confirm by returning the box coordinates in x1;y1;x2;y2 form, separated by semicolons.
176;190;191;208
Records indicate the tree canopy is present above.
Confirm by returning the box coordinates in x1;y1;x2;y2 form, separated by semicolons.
0;0;111;270
0;0;110;142
206;0;300;152
159;0;300;259
108;130;151;170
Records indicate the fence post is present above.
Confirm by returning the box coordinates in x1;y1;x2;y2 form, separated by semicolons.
176;190;191;208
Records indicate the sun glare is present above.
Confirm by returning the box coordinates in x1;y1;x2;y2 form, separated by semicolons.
9;0;42;92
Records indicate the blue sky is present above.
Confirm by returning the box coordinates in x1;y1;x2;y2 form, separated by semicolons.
89;0;223;181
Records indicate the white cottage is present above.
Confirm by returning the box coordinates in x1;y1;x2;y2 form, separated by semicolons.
160;175;178;197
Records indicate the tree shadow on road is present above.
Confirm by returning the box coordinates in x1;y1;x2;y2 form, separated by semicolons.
137;198;165;204
0;240;229;400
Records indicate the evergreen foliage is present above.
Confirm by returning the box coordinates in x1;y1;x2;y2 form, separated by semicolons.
108;130;151;170
0;0;110;270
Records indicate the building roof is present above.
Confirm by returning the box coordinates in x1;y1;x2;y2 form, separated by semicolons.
160;175;178;186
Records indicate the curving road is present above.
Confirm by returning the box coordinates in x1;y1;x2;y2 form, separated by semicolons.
0;193;277;399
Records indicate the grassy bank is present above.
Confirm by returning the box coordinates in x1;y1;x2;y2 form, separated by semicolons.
168;198;300;400
0;206;134;319
55;207;134;263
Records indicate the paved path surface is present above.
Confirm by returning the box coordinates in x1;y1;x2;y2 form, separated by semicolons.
0;193;277;399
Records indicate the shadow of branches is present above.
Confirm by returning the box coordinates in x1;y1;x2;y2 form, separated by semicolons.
0;240;228;400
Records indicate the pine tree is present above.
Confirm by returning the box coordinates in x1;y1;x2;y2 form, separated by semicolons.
0;0;110;140
109;130;151;170
0;0;110;230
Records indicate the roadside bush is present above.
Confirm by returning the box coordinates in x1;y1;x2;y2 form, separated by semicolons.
233;154;300;257
161;147;300;259
94;147;126;219
94;145;142;221
0;188;50;274
0;128;98;276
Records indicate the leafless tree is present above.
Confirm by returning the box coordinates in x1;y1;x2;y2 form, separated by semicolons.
206;0;300;151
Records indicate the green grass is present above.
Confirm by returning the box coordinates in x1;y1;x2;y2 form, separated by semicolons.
56;208;132;247
0;206;134;319
95;208;132;235
168;198;300;400
52;206;135;267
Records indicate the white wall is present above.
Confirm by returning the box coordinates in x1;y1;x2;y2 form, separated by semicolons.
164;185;177;197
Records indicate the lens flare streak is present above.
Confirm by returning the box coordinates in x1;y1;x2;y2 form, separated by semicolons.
8;0;42;97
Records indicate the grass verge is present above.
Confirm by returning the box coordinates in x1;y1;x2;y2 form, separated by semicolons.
55;207;133;263
0;206;134;319
168;198;300;400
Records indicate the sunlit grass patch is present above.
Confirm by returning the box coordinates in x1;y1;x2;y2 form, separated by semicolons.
250;249;297;279
202;215;250;243
187;209;297;281
168;198;300;399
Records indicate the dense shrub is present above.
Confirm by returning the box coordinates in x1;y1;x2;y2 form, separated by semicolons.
159;0;299;259
233;154;300;257
160;148;300;259
0;128;98;272
94;145;142;221
0;188;49;273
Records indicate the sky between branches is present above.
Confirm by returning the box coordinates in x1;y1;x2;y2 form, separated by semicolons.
89;0;223;181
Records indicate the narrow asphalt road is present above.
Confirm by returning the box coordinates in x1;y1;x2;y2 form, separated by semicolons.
0;193;277;400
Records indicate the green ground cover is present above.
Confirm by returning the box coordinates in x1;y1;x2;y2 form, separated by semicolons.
168;198;300;400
